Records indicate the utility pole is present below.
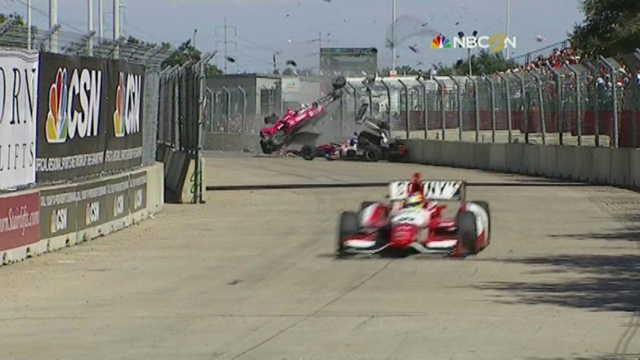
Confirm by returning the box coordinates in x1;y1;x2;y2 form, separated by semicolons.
193;29;197;49
306;32;331;68
216;18;237;74
88;0;93;56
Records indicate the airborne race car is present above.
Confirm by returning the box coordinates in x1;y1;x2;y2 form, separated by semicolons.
338;174;491;258
259;77;347;154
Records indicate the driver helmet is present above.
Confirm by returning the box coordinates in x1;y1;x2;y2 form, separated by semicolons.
405;192;424;209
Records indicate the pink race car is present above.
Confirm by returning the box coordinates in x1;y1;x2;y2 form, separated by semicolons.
337;173;491;258
259;77;346;154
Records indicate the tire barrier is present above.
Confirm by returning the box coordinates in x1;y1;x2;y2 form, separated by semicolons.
0;163;163;267
406;139;640;190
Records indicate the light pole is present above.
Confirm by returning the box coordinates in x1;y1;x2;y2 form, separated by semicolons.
26;0;31;50
506;0;511;60
391;0;396;72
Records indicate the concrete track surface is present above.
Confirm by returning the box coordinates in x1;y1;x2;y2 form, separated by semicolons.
2;153;640;360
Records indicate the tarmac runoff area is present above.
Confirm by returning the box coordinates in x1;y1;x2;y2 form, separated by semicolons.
1;151;640;360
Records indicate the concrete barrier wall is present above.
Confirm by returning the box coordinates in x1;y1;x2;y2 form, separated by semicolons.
406;139;640;190
0;163;164;267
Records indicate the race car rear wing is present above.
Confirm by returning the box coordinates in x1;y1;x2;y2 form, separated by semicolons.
388;180;466;202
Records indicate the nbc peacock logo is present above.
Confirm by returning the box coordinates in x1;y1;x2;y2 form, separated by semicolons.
113;73;125;138
430;34;452;49
45;69;69;143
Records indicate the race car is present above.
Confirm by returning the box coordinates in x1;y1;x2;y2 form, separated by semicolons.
259;76;346;154
299;133;381;161
337;173;491;258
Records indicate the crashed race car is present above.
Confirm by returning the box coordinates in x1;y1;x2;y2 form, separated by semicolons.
300;104;408;162
337;173;491;258
299;133;380;161
259;76;346;154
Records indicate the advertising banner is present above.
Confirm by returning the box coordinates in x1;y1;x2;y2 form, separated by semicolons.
0;192;40;252
35;52;107;182
106;174;130;222
0;49;39;190
75;180;108;231
129;172;147;213
39;185;77;239
104;60;145;172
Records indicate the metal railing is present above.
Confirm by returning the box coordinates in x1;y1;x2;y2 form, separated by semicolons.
0;21;172;69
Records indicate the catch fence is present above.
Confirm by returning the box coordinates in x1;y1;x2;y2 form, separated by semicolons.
341;50;640;148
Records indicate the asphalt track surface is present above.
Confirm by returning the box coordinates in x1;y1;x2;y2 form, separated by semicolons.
2;152;640;360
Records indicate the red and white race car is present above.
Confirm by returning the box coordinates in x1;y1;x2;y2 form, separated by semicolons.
337;173;491;258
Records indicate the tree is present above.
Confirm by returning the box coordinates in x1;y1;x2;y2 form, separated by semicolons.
570;0;640;58
161;40;202;68
0;13;25;26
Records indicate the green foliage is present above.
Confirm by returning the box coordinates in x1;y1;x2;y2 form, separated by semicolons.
449;50;519;76
570;0;640;58
0;13;25;26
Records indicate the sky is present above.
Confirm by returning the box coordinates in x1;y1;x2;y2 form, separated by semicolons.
2;0;585;73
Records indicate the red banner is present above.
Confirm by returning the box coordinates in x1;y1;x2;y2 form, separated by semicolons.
0;192;40;252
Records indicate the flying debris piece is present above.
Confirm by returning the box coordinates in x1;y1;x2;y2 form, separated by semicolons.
343;18;347;22
323;0;331;2
455;22;460;25
286;14;290;17
327;32;331;36
409;45;418;53
288;39;293;43
472;30;478;37
536;35;547;42
226;57;236;63
416;61;423;66
286;60;298;67
421;22;428;27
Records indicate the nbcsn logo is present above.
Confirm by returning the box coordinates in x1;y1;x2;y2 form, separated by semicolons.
431;33;516;54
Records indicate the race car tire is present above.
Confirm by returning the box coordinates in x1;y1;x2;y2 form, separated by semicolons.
332;76;347;90
456;211;478;255
360;201;376;212
475;201;491;244
363;147;382;162
300;145;316;161
338;211;359;258
260;140;273;154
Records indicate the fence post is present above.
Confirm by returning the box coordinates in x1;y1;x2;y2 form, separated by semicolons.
599;56;619;148
498;73;513;143
449;76;463;141
512;72;529;144
566;63;582;146
398;79;410;139
547;64;564;145
530;71;547;145
238;86;247;133
433;78;446;141
471;76;480;142
221;86;231;133
380;78;393;125
486;77;497;143
417;77;429;139
583;61;600;147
